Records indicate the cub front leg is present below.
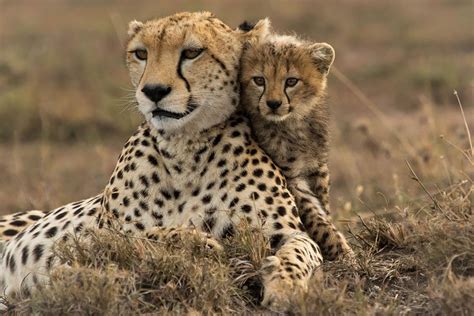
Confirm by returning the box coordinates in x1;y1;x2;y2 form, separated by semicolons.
307;162;331;214
145;226;223;252
289;178;354;261
261;231;322;311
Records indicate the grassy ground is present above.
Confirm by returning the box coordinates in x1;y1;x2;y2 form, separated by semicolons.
0;0;473;314
4;175;473;314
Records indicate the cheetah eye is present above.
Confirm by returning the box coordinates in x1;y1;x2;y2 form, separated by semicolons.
285;78;299;87
182;48;204;59
133;49;148;61
253;77;265;87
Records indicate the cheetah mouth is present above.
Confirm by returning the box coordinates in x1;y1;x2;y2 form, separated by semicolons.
152;108;188;119
151;102;198;120
263;113;290;122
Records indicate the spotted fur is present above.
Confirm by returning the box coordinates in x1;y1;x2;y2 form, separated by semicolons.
0;210;48;241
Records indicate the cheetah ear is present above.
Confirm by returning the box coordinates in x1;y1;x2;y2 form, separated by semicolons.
308;43;335;75
236;18;271;42
128;20;144;37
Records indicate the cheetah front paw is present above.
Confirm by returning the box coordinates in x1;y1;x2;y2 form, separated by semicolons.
260;256;307;312
145;226;223;252
340;248;357;267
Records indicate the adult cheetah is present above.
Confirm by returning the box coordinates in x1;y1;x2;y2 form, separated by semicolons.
1;12;322;310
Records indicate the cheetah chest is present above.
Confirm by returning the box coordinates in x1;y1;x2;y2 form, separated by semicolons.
105;119;290;238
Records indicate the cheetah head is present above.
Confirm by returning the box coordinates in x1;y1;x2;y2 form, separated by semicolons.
241;35;335;122
126;12;270;134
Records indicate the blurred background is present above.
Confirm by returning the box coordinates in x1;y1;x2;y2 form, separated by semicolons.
0;0;472;219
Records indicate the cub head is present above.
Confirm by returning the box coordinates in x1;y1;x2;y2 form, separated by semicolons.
240;35;334;122
126;12;270;134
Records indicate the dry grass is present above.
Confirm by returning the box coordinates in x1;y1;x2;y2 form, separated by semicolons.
3;170;472;315
0;0;473;314
5;222;270;315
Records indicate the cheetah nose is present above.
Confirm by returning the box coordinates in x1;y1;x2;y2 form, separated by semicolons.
141;84;172;103
266;100;282;110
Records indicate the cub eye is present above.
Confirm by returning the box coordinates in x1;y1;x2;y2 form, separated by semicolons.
285;78;299;87
134;49;147;61
183;48;204;59
253;77;265;86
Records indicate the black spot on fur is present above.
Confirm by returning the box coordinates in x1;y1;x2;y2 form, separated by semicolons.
202;195;212;204
3;229;18;236
253;169;263;177
212;134;223;146
9;255;16;273
21;246;29;265
236;183;246;192
151;172;160;183
45;226;58;238
135;222;145;231
241;204;252;213
10;220;27;227
33;244;44;262
265;197;274;205
154;199;164;207
233;146;244;156
221;224;235;238
277;207;287;216
222;144;231;153
202;217;216;232
148;155;158;166
270;234;283;249
229;197;239;208
160;190;172;200
28;215;42;221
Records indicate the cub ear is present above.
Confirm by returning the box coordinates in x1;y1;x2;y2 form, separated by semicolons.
236;18;271;42
128;20;144;37
308;43;335;75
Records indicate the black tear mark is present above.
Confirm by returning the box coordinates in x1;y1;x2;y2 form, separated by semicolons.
284;87;291;105
258;83;266;104
177;53;191;92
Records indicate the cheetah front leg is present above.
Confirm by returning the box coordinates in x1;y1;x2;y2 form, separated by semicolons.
145;226;223;252
261;231;322;311
289;178;354;261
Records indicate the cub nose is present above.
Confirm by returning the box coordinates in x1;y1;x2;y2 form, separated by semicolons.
141;84;172;103
266;100;282;110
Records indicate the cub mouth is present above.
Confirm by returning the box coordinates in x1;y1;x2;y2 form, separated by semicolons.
263;113;290;122
151;108;188;119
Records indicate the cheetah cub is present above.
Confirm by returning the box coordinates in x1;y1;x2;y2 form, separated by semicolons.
240;34;353;260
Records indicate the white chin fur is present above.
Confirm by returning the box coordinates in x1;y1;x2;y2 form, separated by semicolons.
264;113;290;122
148;107;199;132
149;115;188;131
